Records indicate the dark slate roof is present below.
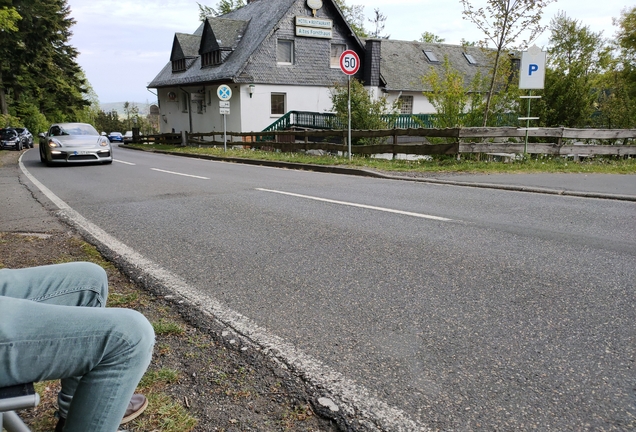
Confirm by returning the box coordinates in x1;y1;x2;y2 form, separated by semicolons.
376;39;493;92
170;33;201;61
199;18;248;51
149;0;297;88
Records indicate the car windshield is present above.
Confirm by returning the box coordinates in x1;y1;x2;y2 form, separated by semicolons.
0;129;17;139
52;124;99;136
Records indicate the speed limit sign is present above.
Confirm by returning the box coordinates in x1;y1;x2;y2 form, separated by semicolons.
339;50;360;75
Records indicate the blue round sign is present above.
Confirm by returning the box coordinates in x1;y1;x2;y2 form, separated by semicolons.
217;85;232;101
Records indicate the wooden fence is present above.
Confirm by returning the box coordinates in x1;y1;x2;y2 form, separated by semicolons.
138;127;636;157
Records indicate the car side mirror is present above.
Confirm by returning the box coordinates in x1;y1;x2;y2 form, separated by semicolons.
38;133;46;138
101;132;107;136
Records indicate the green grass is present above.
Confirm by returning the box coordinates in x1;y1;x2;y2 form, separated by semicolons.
152;319;185;336
128;144;636;175
136;369;198;432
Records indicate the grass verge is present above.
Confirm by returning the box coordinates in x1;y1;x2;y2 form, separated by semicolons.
127;144;636;175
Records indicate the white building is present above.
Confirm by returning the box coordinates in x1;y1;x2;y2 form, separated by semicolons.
148;0;492;134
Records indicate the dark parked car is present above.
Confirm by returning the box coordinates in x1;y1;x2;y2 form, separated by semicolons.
0;127;28;151
39;122;113;165
15;127;34;148
108;131;124;143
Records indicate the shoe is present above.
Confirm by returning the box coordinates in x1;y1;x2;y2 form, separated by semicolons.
54;393;148;431
120;393;148;424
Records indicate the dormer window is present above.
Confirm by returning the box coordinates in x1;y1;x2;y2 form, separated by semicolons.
423;50;439;63
202;50;222;67
172;58;186;72
463;52;477;65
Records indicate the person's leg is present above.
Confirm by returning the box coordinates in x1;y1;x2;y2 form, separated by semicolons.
0;262;110;418
0;263;154;431
0;296;154;432
0;262;108;307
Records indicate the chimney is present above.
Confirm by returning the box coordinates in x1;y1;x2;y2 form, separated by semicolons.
363;39;381;87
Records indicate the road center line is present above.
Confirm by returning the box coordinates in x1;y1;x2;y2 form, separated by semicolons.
256;188;453;221
114;159;136;165
151;168;209;180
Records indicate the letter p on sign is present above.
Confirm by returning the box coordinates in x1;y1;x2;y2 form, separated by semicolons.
519;45;546;89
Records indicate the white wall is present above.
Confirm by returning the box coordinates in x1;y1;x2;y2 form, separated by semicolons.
384;91;436;115
158;84;439;135
240;84;335;132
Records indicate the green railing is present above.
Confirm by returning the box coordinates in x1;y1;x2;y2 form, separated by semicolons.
262;111;519;132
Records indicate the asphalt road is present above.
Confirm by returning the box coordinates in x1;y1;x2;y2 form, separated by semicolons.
20;148;636;430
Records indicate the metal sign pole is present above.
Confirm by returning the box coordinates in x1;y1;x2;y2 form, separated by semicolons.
525;90;532;154
347;75;351;161
223;113;227;152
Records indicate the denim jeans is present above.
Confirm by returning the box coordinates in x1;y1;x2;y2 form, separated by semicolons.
0;262;155;432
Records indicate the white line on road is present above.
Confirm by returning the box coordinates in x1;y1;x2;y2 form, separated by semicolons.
257;188;454;222
18;154;427;432
114;159;136;165
151;168;209;180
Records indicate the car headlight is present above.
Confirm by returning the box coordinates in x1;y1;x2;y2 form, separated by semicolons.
48;138;61;148
99;137;110;147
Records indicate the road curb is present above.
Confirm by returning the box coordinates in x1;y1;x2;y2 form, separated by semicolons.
119;145;636;202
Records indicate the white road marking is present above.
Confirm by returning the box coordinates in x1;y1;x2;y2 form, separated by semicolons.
114;159;136;165
151;168;209;180
257;188;454;222
18;153;428;432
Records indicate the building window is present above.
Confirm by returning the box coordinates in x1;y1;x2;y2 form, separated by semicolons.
330;44;346;67
398;95;413;114
423;50;439;63
463;52;477;65
172;58;186;72
271;93;286;115
181;92;189;112
277;40;294;64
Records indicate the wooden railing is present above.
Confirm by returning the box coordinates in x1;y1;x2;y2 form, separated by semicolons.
137;127;636;157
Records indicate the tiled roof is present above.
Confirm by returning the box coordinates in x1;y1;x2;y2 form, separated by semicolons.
170;33;201;61
376;39;493;92
149;0;297;88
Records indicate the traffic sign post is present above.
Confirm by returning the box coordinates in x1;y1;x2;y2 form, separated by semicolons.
217;85;232;151
339;50;360;161
518;45;546;154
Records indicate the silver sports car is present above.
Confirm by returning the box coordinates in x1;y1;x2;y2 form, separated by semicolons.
39;123;113;165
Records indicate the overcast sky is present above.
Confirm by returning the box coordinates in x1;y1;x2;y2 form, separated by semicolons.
65;0;631;104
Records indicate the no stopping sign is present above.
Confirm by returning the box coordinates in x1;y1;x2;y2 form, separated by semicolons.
339;50;360;75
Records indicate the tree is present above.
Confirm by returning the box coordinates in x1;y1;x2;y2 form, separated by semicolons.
368;8;389;39
460;0;555;126
330;78;395;143
594;6;636;128
0;6;20;114
0;6;20;32
537;11;607;127
198;0;245;19
0;0;89;123
420;32;445;43
334;0;367;37
421;57;470;128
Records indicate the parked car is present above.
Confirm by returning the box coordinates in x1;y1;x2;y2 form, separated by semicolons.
39;123;113;165
0;128;26;151
14;127;34;148
123;131;133;143
108;131;124;143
